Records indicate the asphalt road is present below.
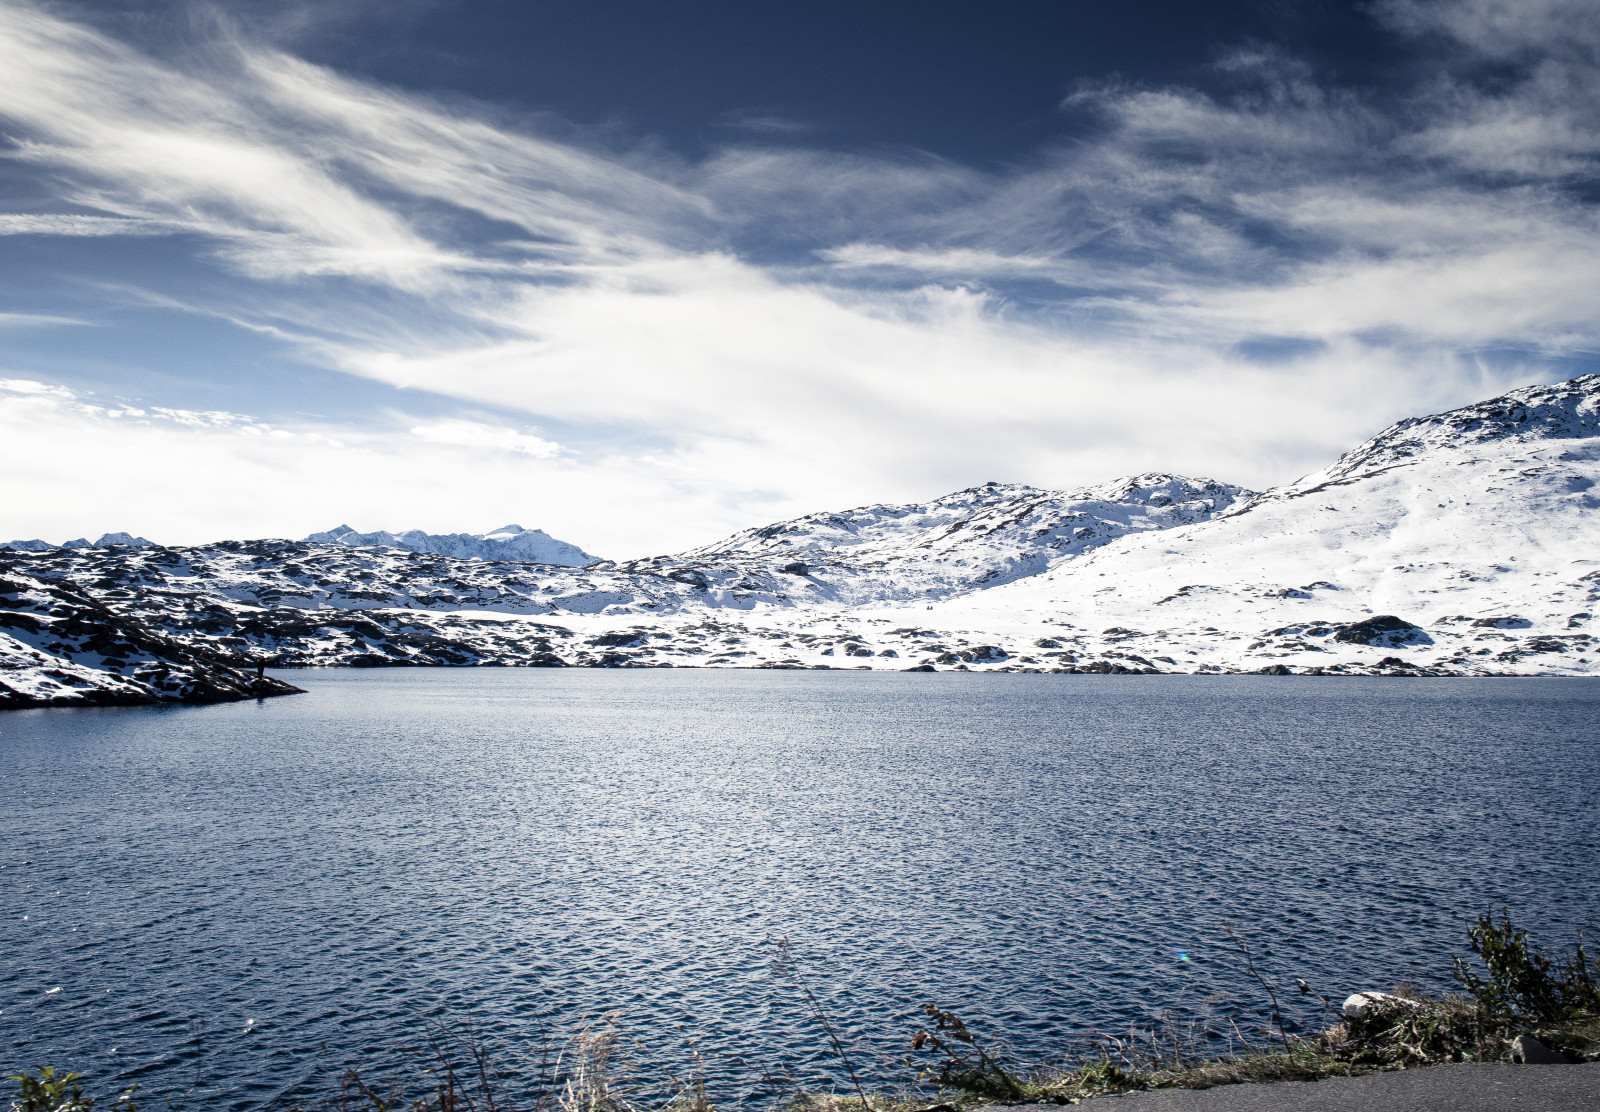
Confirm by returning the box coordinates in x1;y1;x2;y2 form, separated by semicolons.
982;1063;1600;1111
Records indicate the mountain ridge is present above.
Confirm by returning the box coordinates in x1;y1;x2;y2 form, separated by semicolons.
302;523;601;566
1;375;1596;701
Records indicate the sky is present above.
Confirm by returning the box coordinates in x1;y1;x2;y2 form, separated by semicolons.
1;0;1597;558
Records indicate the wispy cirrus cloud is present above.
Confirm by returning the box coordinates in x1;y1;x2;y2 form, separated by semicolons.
0;213;176;236
0;0;1596;552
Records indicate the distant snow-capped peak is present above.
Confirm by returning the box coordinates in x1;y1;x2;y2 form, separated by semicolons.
303;523;600;567
2;532;155;551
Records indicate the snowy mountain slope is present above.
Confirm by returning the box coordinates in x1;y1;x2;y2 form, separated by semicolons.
0;375;1595;689
931;375;1600;675
687;475;1249;560
0;474;1247;675
632;474;1252;605
0;569;302;708
305;523;600;566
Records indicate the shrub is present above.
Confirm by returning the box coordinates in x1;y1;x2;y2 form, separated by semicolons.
1451;909;1600;1025
5;1068;135;1112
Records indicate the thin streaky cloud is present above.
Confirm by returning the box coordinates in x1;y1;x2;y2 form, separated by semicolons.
0;213;178;236
0;312;93;327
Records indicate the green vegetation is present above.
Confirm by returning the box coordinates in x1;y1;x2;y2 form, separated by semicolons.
9;911;1598;1112
5;1067;136;1112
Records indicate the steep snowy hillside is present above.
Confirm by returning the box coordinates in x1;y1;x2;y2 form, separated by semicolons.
0;570;302;707
690;476;1249;559
637;474;1251;605
305;523;600;566
932;375;1600;675
677;475;1248;590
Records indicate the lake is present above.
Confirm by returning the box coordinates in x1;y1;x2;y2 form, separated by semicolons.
2;671;1598;1109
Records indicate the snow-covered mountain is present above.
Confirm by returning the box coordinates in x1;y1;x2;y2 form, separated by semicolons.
2;532;154;551
2;375;1596;703
938;374;1600;675
672;474;1251;599
304;523;600;566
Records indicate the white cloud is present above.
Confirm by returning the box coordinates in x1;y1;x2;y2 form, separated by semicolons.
410;419;562;458
0;377;75;395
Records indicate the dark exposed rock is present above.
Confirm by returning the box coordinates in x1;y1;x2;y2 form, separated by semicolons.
1511;1034;1569;1064
590;631;647;648
348;654;406;668
1334;615;1432;647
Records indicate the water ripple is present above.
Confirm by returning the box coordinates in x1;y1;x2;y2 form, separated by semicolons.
2;672;1597;1109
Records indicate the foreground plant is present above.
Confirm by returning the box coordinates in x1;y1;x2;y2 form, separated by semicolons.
1453;909;1600;1028
5;1068;136;1112
908;1004;1025;1102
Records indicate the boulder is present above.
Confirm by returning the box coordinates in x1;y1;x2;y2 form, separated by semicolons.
1342;991;1421;1019
1511;1034;1568;1064
1334;615;1432;647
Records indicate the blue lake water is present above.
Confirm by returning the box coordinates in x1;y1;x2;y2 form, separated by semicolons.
2;671;1598;1109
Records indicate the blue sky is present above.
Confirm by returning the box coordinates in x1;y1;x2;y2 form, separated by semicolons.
1;0;1597;556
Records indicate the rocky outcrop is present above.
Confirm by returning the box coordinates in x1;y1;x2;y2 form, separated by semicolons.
0;570;302;709
1334;616;1432;648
